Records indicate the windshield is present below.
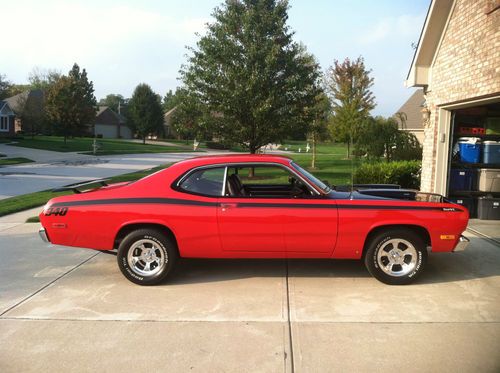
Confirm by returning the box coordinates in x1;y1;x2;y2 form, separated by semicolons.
291;161;331;193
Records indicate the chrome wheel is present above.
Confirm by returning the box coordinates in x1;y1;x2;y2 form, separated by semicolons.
376;238;418;277
127;239;167;277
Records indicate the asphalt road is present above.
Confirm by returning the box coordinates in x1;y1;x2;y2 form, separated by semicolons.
0;208;499;372
0;143;208;199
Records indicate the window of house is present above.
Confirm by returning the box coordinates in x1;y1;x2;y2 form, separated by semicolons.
178;167;226;197
0;116;9;132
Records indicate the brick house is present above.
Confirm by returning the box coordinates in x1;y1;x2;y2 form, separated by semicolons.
0;100;16;137
406;0;500;196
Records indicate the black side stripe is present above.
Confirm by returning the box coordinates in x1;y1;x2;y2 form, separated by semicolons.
51;198;462;212
52;198;217;208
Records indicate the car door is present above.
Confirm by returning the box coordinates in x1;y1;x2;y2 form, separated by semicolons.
217;164;287;253
216;163;338;255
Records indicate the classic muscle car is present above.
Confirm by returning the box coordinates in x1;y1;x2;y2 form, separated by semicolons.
39;154;469;285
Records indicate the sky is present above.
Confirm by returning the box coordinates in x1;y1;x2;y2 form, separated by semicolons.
0;0;430;116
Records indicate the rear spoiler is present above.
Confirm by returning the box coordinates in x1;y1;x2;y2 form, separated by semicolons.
52;179;110;194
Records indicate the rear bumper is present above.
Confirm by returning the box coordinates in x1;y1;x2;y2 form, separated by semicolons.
453;235;469;252
39;228;50;243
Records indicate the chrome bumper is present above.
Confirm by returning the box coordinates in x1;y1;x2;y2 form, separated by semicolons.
39;228;50;243
453;235;469;252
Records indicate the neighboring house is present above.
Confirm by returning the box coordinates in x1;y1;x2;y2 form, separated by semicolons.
94;106;132;139
5;89;44;133
394;89;425;144
406;0;499;196
163;107;178;138
0;100;16;137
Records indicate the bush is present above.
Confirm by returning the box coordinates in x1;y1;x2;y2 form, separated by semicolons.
392;132;422;161
353;160;421;189
205;141;231;150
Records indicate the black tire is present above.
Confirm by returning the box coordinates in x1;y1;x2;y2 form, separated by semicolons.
117;229;177;285
364;229;427;285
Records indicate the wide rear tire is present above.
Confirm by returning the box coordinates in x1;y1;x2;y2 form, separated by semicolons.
117;229;177;285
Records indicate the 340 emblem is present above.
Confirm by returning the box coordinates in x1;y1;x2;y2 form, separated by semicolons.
44;207;68;216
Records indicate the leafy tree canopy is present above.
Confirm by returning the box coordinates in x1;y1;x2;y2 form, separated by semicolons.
0;74;12;100
181;0;321;153
46;63;97;142
162;89;182;112
98;93;127;113
326;56;375;157
128;83;164;144
28;67;62;91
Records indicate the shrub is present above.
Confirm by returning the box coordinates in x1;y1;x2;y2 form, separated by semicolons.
353;160;421;189
392;132;422;161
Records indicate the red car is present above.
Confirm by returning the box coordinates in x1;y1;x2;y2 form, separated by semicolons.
39;154;469;285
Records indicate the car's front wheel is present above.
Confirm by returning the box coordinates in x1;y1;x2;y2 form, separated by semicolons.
364;229;427;285
117;229;177;285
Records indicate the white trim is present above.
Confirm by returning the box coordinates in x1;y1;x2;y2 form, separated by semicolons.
430;0;457;69
434;108;451;196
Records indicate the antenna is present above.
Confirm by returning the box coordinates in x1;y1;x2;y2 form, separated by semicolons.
350;128;354;195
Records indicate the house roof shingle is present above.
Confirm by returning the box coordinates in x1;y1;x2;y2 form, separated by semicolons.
394;89;425;130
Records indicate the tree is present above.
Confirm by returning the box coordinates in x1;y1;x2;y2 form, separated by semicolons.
394;111;408;130
170;87;205;140
162;89;182;112
28;67;62;91
326;56;375;158
0;74;12;99
181;0;320;153
357;116;422;162
98;93;127;113
15;91;46;138
128;83;164;144
46;63;97;143
308;91;331;169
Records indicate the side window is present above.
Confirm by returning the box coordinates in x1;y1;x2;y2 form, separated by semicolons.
179;167;225;197
235;166;291;185
226;165;314;198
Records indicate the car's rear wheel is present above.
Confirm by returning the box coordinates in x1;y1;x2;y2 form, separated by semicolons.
117;229;177;285
364;229;427;285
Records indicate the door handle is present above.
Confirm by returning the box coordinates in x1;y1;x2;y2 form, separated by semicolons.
220;203;238;211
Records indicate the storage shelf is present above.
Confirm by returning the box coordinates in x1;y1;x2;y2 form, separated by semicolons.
451;162;500;169
453;134;500;141
449;191;500;197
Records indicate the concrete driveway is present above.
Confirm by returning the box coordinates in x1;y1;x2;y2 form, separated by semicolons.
0;143;208;199
0;209;499;372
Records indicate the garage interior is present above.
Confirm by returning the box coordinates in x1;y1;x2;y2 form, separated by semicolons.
447;101;500;220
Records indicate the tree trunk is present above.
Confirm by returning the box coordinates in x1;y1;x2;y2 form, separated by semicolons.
143;135;146;145
311;133;317;169
249;145;256;177
346;141;350;159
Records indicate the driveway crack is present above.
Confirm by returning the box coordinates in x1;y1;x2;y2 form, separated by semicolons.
0;251;101;317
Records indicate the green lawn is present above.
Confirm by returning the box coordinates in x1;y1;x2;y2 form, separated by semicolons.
9;136;199;155
290;153;361;186
0;157;35;166
0;164;171;217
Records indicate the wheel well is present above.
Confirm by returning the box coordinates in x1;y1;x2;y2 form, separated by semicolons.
362;224;431;258
114;223;179;254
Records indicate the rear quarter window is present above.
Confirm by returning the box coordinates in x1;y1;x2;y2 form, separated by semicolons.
178;167;225;197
